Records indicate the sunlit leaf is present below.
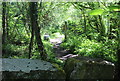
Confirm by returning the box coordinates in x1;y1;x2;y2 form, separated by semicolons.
108;6;120;11
89;9;105;15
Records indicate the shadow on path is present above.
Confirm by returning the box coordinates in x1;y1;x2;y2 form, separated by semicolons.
50;36;78;60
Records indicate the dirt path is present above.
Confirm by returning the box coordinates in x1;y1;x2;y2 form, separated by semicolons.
50;34;78;60
49;34;69;56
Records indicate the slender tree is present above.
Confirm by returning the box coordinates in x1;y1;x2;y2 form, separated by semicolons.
64;21;67;42
115;2;120;79
29;2;47;60
2;2;7;44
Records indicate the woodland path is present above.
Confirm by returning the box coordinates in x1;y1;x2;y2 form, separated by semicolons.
49;34;78;60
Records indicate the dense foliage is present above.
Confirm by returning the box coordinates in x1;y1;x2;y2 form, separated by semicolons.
1;2;120;77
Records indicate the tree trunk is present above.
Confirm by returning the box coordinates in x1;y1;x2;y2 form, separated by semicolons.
115;7;120;80
115;23;120;80
29;2;47;60
6;3;9;40
28;29;34;59
98;15;106;36
83;10;87;33
2;2;7;44
62;21;68;42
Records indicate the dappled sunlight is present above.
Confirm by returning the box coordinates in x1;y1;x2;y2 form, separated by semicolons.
1;2;120;80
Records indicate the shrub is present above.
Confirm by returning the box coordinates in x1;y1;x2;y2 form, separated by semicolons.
74;39;117;62
60;34;117;62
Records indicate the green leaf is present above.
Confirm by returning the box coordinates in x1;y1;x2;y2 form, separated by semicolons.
89;9;105;15
108;6;120;11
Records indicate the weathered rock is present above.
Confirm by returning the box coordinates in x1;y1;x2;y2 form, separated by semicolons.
44;34;50;41
59;54;78;60
1;58;66;80
64;56;115;80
